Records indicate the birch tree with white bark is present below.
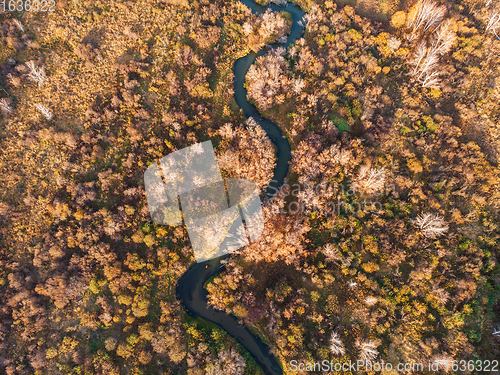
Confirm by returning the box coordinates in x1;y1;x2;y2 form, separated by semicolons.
329;332;346;356
406;0;447;40
0;98;13;113
415;213;449;238
352;166;386;195
486;11;500;39
26;61;47;87
34;104;53;120
356;340;379;362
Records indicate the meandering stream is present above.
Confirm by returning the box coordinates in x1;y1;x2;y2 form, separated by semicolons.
176;1;306;374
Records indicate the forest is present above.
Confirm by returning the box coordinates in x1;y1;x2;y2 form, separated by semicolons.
0;0;500;374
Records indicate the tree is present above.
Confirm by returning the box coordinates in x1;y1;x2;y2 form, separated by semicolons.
493;326;500;340
407;19;455;88
322;243;342;262
329;332;345;356
486;11;500;39
415;213;449;238
246;49;286;110
431;20;456;54
34;104;53;120
409;41;441;88
431;354;454;372
406;0;446;39
26;61;47;87
353;166;386;195
13;19;25;33
292;77;305;94
217;118;276;191
0;98;12;113
391;11;407;29
365;296;378;306
356;340;379;362
211;349;246;375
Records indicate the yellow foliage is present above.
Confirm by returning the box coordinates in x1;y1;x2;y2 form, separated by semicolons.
144;234;156;247
132;231;144;243
396;47;410;57
118;294;133;306
89;278;100;294
429;88;442;98
124;205;135;215
362;262;380;273
74;208;84;221
46;347;58;360
232;303;248;318
116;343;133;359
391;11;406;28
407;158;423;174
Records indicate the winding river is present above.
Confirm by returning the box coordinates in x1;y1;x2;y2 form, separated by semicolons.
176;1;306;374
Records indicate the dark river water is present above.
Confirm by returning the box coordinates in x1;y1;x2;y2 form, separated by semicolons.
176;1;306;374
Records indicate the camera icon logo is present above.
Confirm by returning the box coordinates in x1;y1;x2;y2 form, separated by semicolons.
144;141;264;262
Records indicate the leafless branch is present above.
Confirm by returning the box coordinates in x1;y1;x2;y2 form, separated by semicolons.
486;11;500;40
415;213;449;238
409;42;442;88
329;332;346;356
34;104;53;120
26;61;47;87
407;0;447;39
0;98;13;113
13;19;25;33
356;340;379;362
431;19;456;55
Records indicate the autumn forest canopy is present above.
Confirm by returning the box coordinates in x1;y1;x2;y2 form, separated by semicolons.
0;0;500;374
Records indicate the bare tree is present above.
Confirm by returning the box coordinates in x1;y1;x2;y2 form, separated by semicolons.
35;104;53;120
292;77;305;94
353;166;386;195
493;326;500;340
356;340;379;362
409;41;441;88
432;285;450;305
13;19;25;33
420;68;441;88
217;349;246;375
408;19;455;88
415;213;449;238
409;41;428;73
26;61;47;87
407;0;447;40
431;19;456;54
486;11;500;39
365;296;378;306
242;22;253;36
431;354;454;372
322;243;342;262
329;332;346;356
0;98;13;113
